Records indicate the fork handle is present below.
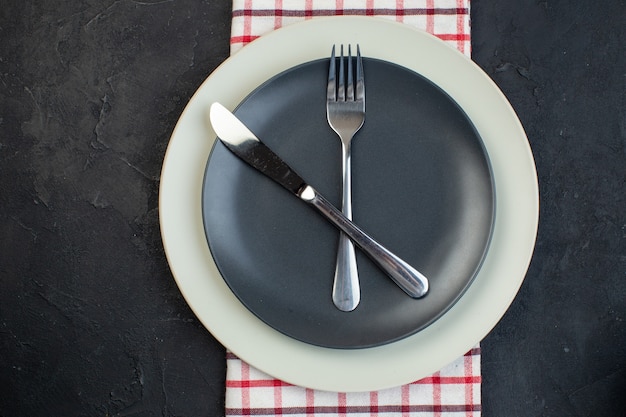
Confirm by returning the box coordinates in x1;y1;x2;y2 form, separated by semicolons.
332;142;360;311
298;185;429;299
334;232;360;311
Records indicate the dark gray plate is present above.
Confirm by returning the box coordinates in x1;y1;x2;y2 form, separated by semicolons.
202;58;494;349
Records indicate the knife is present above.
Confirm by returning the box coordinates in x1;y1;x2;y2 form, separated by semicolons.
209;102;429;299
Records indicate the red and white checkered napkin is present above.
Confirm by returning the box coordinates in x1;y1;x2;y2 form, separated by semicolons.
226;1;478;416
230;0;471;56
226;349;480;416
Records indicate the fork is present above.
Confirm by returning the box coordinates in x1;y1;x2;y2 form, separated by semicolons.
326;45;365;312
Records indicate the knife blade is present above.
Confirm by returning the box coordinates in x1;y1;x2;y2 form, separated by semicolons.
209;102;429;299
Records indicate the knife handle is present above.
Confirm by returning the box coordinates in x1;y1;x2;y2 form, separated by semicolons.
298;185;429;298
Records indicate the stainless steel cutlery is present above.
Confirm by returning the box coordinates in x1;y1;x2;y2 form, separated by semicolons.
209;102;429;301
326;45;366;312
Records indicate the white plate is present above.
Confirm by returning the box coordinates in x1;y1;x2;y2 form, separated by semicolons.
159;16;538;392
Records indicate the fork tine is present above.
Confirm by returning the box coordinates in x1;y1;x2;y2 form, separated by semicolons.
346;45;354;101
337;45;345;102
355;44;365;102
327;45;336;101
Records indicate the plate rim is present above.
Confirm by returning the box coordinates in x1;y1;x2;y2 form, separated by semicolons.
159;16;539;392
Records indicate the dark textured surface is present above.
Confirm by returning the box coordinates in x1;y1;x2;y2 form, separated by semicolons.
0;1;623;416
1;1;231;416
472;0;626;416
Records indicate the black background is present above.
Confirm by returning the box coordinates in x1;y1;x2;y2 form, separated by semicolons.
1;1;624;416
